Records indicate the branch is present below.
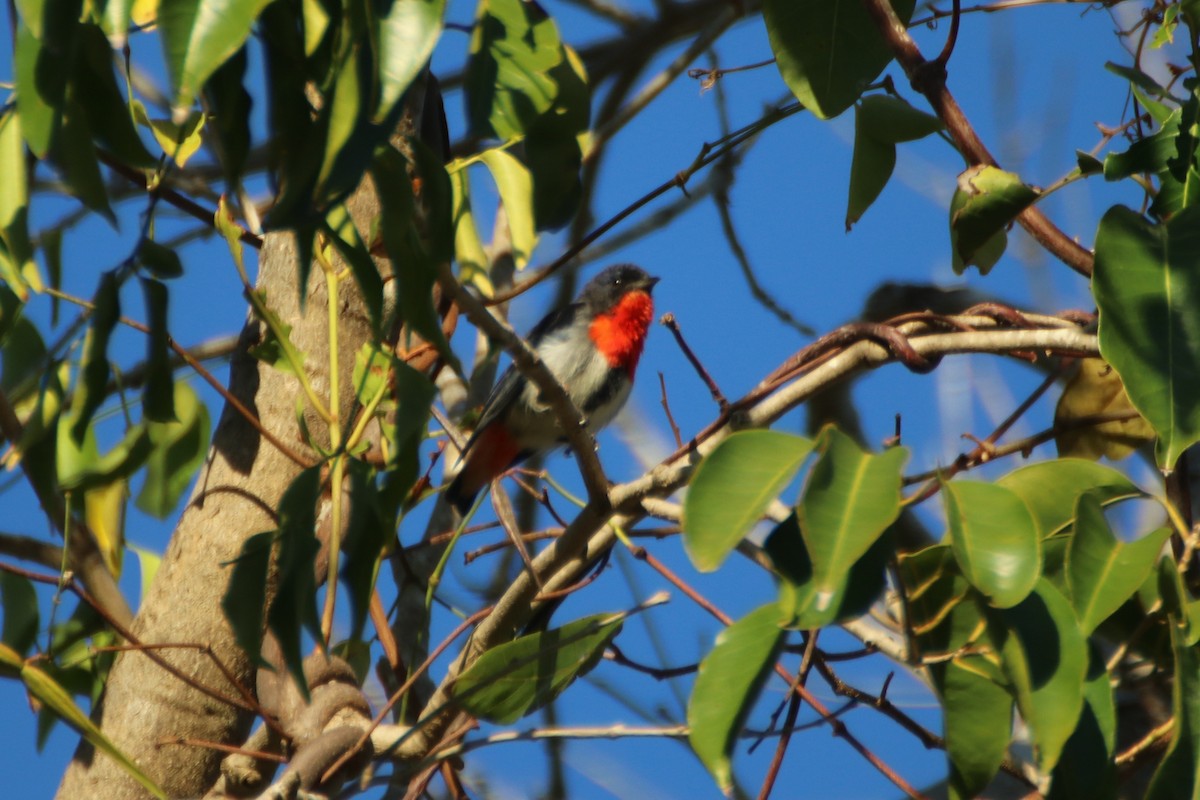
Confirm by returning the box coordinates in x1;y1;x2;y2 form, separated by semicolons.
860;0;1094;277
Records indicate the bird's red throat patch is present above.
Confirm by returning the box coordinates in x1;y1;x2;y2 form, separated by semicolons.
589;290;654;374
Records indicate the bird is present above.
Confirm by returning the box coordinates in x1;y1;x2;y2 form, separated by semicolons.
445;264;660;514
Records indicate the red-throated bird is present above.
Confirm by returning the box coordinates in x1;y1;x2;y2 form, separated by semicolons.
445;264;659;513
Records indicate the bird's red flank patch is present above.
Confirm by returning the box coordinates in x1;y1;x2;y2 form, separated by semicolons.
589;290;654;374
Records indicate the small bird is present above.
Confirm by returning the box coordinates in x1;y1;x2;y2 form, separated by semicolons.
446;264;660;514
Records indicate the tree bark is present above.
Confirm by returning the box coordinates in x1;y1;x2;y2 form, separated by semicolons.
55;191;381;798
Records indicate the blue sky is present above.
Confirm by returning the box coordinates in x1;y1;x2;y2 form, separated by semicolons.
0;1;1174;797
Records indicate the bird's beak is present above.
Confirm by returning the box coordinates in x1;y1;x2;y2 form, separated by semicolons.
640;276;661;293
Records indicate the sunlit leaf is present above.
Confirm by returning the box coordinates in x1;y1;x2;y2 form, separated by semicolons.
943;479;1039;608
950;165;1038;274
22;662;168;797
375;0;445;123
480;148;537;268
688;602;784;795
453;612;624;724
997;459;1143;539
157;0;273;117
449;167;491;293
84;478;127;577
1094;204;1200;468
0;108;41;301
1066;493;1168;634
682;430;814;572
129;544;162;603
133;102;205;166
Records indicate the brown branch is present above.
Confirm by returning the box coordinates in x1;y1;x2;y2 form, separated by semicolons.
860;0;1094;277
658;372;684;449
661;313;729;412
96;150;264;250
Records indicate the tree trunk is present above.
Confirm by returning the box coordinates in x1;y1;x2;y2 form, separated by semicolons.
55;191;381;798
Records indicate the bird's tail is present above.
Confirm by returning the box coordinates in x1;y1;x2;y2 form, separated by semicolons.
444;425;524;516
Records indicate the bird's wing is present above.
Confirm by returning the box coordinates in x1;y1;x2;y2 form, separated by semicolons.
459;301;582;457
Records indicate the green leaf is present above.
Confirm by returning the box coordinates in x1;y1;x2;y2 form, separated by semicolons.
371;146;457;366
202;49;252;191
997;579;1088;772
846;95;943;227
22;663;168;798
1094;204;1200;468
324;203;384;334
449;167;490;291
57;92;115;223
222;530;274;669
480;148;537;268
14;19;68;158
453;612;624;724
766;511;892;629
1048;644;1117;800
795;428;905;604
57;420;153;491
950;165;1039;274
1145;584;1200;799
72;23;156;169
158;0;273;117
139;277;175;423
374;0;445;123
1075;150;1104;176
997;458;1144;539
0;571;39;655
1066;493;1168;633
943;479;1040;608
340;461;388;642
941;659;1012;800
378;358;435;515
70;272;120;442
1105;61;1177;102
128;544;162;604
763;0;915;120
246;290;307;377
859;95;943;144
1103;111;1180;181
688;602;784;795
0;108;41;302
137;239;184;279
266;467;324;692
846;108;895;231
465;0;569;139
136;382;210;517
682;430;814;572
132;102;206;167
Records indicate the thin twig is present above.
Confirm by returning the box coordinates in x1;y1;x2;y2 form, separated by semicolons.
661;313;728;412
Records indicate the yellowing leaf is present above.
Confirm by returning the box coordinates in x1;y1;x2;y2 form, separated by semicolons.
1055;358;1154;460
85;478;127;578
